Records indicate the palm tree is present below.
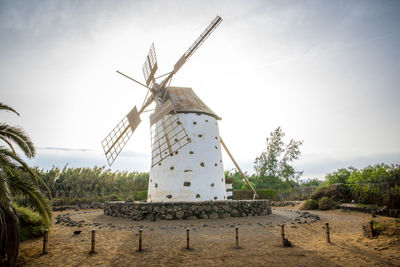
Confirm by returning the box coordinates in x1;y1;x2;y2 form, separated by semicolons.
0;103;52;266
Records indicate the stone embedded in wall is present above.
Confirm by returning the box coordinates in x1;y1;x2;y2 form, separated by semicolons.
104;200;272;221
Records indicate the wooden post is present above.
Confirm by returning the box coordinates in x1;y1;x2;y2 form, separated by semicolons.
90;229;96;253
138;229;143;251
42;230;49;254
325;223;331;243
281;225;285;247
186;228;190;249
235;226;239;249
369;221;374;238
220;137;258;198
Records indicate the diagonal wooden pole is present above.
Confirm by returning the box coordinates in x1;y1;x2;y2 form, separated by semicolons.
220;137;258;199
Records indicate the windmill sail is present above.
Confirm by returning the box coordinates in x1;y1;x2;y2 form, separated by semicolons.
102;16;222;167
102;106;141;165
173;16;222;74
142;43;158;87
150;100;190;167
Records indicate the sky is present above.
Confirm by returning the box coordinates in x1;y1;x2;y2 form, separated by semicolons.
1;0;399;180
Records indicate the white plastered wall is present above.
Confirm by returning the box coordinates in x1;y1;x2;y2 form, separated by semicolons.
147;113;226;202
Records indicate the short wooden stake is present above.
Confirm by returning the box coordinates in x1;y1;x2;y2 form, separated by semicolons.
186;228;190;249
90;229;96;253
42;230;49;254
281;225;285;247
325;223;331;243
235;226;239;249
369;221;374;238
138;229;143;251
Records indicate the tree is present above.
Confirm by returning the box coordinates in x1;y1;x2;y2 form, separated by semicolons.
300;178;322;187
325;167;356;185
254;127;303;189
0;103;51;266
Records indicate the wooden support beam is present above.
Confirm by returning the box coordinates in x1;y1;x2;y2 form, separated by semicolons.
220;137;258;198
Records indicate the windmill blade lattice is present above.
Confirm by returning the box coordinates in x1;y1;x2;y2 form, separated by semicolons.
102;106;141;166
142;43;158;87
150;103;190;167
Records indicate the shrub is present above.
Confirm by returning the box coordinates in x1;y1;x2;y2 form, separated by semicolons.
106;194;123;201
133;190;148;201
302;199;318;210
14;204;47;241
233;189;280;200
318;197;334;210
311;184;351;202
256;189;278;199
233;190;254;200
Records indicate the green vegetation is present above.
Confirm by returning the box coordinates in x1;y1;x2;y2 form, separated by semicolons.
298;164;400;210
303;199;318;210
14;204;46;241
318;197;335;210
303;164;400;209
35;166;149;205
233;189;279;200
0;102;52;266
310;184;351;202
254;127;303;190
227;127;308;200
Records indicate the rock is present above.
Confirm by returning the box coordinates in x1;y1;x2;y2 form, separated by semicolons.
148;213;156;221
176;211;185;219
231;209;239;217
133;214;143;221
284;238;292;247
103;200;272;221
209;213;219;219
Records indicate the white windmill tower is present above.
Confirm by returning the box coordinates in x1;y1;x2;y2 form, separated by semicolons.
102;16;257;202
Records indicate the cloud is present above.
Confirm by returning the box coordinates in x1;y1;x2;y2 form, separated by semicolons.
38;147;95;153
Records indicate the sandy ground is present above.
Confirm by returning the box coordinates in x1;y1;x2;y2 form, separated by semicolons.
18;205;400;266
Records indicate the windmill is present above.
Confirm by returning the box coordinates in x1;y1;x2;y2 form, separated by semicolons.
102;16;257;202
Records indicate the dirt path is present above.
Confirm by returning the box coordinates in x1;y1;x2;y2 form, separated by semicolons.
18;206;400;266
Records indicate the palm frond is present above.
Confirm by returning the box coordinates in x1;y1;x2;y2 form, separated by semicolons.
0;147;51;198
8;175;52;226
0;150;19;170
0;137;16;154
0;103;19;116
0;171;11;205
0;124;35;158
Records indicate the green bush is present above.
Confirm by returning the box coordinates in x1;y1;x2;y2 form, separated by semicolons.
14;204;47;241
233;189;279;200
318;197;334;210
310;184;351;202
106;194;123;201
133;190;148;201
303;199;318;210
256;189;278;199
233;190;253;200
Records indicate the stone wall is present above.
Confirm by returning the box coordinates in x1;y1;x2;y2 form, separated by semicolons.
104;200;271;221
53;202;104;211
340;203;400;218
270;201;301;207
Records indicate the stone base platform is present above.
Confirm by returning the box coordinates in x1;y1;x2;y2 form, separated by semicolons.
104;200;272;221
